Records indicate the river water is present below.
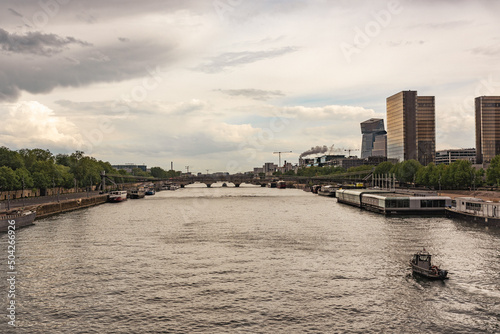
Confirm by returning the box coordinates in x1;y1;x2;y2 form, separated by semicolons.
1;185;499;333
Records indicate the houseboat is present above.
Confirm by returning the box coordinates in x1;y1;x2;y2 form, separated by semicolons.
317;185;336;197
336;189;451;215
129;189;145;199
0;210;36;232
410;249;448;280
108;190;128;202
277;181;287;189
446;197;500;226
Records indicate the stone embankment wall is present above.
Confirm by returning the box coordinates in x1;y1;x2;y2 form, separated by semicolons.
35;195;108;219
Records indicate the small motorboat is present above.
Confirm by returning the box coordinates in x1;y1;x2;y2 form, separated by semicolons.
410;249;448;280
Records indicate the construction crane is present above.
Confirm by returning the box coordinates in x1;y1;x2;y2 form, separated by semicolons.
344;148;359;157
273;151;292;167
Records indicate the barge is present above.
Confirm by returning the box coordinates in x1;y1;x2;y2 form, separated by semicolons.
317;185;336;197
446;197;500;226
336;189;451;215
0;210;36;232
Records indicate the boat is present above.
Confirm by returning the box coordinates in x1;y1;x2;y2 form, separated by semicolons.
267;181;277;188
128;189;145;199
145;188;155;196
277;180;286;189
311;185;321;194
108;190;128;202
0;210;36;232
410;249;448;280
446;197;500;226
318;185;336;197
336;189;452;215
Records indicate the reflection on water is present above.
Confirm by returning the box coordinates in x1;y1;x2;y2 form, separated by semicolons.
1;185;499;333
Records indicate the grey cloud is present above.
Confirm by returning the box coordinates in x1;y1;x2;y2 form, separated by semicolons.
193;47;299;73
217;88;285;101
118;37;130;43
0;28;91;56
0;39;177;101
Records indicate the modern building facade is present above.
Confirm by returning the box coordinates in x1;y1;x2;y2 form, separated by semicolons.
360;118;387;158
475;96;500;164
435;148;476;165
386;90;435;165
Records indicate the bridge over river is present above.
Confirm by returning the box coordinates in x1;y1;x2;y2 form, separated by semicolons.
102;169;373;188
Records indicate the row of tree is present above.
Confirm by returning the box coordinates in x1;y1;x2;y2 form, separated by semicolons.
280;157;500;190
0;147;180;192
374;159;487;190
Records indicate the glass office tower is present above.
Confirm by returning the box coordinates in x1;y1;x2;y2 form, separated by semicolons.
475;96;500;164
360;118;386;158
386;91;435;165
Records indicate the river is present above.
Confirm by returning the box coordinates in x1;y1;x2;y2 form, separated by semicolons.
1;185;499;333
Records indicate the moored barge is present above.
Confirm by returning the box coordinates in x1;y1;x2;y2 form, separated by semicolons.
336;189;451;215
446;197;500;226
0;210;36;232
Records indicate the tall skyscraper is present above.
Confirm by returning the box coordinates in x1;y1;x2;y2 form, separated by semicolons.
475;96;500;164
360;118;387;158
386;90;435;165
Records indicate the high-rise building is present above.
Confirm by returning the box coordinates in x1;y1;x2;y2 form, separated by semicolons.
386;90;435;165
475;96;500;164
360;118;387;158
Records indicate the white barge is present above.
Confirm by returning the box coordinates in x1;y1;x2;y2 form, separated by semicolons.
336;189;451;215
446;197;500;226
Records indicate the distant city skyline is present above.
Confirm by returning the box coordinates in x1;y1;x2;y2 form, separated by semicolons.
1;1;499;173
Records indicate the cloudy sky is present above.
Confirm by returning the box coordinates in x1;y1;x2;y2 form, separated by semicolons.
1;0;499;173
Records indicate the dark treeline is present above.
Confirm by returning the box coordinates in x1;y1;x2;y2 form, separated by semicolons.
0;147;180;192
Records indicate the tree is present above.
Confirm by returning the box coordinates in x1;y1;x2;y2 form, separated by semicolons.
14;167;34;189
19;148;54;171
486;155;500;185
397;160;422;184
0;166;19;191
416;162;435;187
0;146;24;170
150;167;167;178
374;161;394;175
447;160;473;189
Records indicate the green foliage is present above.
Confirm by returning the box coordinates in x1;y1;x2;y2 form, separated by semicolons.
374;161;394;175
397;160;422;183
0;148;118;191
14;168;34;189
0;146;24;170
347;165;374;173
486;155;500;185
0;166;19;191
296;166;346;177
150;167;181;178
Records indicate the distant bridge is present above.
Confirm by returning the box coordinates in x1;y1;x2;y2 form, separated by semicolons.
101;170;372;188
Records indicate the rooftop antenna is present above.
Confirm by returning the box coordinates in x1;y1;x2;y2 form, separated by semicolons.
273;151;292;167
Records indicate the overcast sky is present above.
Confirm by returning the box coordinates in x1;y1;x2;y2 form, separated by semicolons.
1;0;499;173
